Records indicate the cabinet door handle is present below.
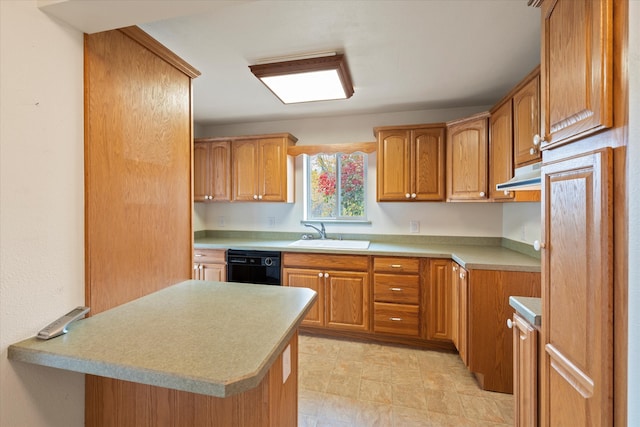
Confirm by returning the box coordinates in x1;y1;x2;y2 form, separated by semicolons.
253;194;258;200
195;254;203;257
324;273;329;278
479;191;486;197
411;193;417;199
390;264;402;268
506;318;513;329
389;317;403;322
258;195;263;200
390;287;403;292
405;193;411;199
318;272;323;278
460;272;465;279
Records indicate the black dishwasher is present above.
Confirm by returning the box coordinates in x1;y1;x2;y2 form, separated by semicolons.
226;249;282;285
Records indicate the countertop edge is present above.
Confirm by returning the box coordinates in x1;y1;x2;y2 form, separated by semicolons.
8;283;318;398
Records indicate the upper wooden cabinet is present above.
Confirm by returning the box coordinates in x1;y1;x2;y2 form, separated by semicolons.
489;100;515;202
513;72;541;166
374;124;446;202
446;112;489;201
540;0;613;149
232;134;297;203
193;139;231;202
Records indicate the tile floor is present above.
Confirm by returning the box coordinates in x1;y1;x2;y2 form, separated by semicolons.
298;334;514;427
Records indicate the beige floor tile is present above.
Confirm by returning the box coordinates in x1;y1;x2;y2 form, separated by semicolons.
359;378;393;404
459;394;509;424
424;389;464;417
326;373;361;398
317;394;360;424
299;389;326;416
332;359;364;377
392;382;428;410
361;362;392;382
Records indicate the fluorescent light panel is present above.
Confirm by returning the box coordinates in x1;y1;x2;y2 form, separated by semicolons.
250;53;354;104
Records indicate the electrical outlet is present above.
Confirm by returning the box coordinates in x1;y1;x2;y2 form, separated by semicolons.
267;217;276;228
409;220;420;233
217;216;225;227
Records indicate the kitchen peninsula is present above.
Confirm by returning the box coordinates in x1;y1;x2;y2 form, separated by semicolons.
9;280;317;426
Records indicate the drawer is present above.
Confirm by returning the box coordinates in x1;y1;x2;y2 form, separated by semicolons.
373;302;420;337
193;249;226;264
374;273;420;304
283;252;369;271
373;257;420;274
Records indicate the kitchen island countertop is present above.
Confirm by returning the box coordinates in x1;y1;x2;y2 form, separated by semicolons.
194;235;541;272
8;280;317;398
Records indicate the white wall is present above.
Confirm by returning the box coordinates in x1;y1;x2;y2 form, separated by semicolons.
198;107;542;242
0;2;85;426
627;1;639;424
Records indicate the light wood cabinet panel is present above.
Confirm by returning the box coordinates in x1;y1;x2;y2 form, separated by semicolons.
467;269;541;394
489;100;515;201
325;271;370;332
513;74;541;166
283;253;369;332
540;0;612;149
450;263;460;350
425;259;453;342
540;148;613;426
193;140;231;202
457;265;469;367
512;313;538;427
446;112;489;201
283;268;324;327
375;125;445;202
193;249;226;281
232;135;296;202
373;274;419;305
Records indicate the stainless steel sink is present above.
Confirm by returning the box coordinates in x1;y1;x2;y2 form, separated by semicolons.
287;239;370;250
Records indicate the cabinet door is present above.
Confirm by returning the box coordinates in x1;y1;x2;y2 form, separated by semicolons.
513;75;541;166
257;137;287;201
283;268;325;327
325;271;369;332
426;259;453;341
209;141;231;201
201;263;226;282
489;101;515;201
512;313;538;427
540;0;612;148
451;263;460;350
232;139;258;201
447;116;489;201
540;148;613;426
412;127;446;201
458;266;469;367
193;142;210;202
377;130;411;201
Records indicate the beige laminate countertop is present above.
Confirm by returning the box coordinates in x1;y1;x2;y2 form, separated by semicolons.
8;280;317;398
194;236;541;272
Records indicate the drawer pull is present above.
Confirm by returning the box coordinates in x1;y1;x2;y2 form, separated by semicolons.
390;264;402;268
390;287;403;292
194;254;204;257
389;317;403;321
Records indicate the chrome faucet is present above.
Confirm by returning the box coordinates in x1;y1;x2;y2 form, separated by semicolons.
304;222;327;239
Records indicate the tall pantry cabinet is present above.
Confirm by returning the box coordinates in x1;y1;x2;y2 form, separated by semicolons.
536;0;628;425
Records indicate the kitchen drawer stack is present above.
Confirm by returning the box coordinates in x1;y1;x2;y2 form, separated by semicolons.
372;257;421;337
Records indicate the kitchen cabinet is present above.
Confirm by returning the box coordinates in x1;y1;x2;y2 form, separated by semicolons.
425;259;454;342
540;148;613;426
232;134;297;203
511;312;538;427
539;0;612;149
489;100;515;202
450;263;460;351
193;249;226;281
372;256;421;337
283;253;369;332
465;269;540;393
193;139;231;202
446;112;489;201
455;263;469;367
374;124;446;202
513;71;541;167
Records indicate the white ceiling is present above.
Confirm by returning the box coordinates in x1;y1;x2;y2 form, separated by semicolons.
40;0;541;127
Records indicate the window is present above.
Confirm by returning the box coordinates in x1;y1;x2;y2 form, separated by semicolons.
305;152;367;221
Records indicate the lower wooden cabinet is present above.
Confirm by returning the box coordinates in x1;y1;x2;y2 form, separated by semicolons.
283;253;370;332
193;249;226;281
425;259;454;341
372;256;421;337
511;312;538;427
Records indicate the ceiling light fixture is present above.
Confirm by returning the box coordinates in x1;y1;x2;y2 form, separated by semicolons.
249;52;354;104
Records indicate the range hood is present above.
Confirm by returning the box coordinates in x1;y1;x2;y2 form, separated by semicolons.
496;162;541;191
